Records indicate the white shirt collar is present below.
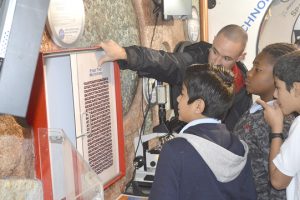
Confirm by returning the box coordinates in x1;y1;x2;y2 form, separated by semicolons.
249;99;275;114
179;118;221;134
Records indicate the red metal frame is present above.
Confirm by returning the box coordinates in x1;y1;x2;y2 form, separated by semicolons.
26;54;53;200
103;62;126;189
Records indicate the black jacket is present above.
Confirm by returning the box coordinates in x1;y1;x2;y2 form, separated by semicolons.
118;41;252;131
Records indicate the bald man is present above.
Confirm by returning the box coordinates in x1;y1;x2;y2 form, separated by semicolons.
99;24;252;131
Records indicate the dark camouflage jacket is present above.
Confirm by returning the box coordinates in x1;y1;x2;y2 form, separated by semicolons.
233;106;294;200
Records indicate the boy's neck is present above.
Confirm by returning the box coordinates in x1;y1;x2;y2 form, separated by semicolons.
260;92;275;102
187;115;207;123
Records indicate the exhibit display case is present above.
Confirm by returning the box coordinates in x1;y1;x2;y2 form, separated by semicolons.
27;48;125;200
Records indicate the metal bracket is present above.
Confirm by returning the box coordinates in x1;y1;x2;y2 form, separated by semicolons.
49;135;64;144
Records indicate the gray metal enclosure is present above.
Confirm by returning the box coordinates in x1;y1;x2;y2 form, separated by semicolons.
0;0;50;117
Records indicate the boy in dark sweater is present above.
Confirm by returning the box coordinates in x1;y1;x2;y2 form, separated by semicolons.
258;51;300;200
233;43;297;200
149;64;256;200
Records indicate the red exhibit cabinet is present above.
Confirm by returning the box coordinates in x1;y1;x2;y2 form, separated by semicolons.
26;48;125;200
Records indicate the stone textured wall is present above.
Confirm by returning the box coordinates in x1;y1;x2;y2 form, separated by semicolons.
41;0;140;115
0;115;37;199
40;0;200;199
0;115;34;179
0;179;43;200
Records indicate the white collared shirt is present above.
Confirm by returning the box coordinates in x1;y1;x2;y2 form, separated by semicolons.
179;118;221;134
249;100;275;114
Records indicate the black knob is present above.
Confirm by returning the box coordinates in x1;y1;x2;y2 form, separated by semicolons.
150;161;156;167
208;0;216;9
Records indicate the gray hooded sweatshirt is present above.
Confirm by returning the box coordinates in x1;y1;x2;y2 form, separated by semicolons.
177;133;249;183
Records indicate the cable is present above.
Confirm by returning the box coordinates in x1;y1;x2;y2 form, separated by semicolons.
125;1;161;194
135;84;154;156
150;1;160;48
124;83;154;194
152;0;162;16
124;82;156;194
150;13;159;48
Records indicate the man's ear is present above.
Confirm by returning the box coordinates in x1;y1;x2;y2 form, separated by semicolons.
293;82;300;97
194;99;205;114
237;52;246;62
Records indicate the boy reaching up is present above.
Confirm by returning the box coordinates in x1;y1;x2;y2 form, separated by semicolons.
257;50;300;200
149;64;256;200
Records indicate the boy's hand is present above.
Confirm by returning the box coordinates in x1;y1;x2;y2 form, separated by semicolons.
98;40;127;66
256;99;284;133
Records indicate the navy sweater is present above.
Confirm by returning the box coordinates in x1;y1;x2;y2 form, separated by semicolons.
149;123;257;200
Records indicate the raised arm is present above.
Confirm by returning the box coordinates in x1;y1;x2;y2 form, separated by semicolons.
98;40;210;85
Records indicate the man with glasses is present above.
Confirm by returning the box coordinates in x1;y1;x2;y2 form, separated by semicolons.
98;24;251;131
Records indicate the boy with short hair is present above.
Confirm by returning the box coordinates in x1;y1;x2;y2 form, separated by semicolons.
233;43;297;200
149;64;256;200
257;50;300;200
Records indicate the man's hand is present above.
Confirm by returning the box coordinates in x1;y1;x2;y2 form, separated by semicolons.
256;99;284;133
98;40;127;66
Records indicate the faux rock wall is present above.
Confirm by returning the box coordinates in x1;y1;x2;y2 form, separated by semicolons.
41;0;139;116
0;179;43;200
0;115;37;199
0;115;34;179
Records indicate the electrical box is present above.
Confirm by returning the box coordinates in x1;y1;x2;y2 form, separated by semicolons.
163;0;192;20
